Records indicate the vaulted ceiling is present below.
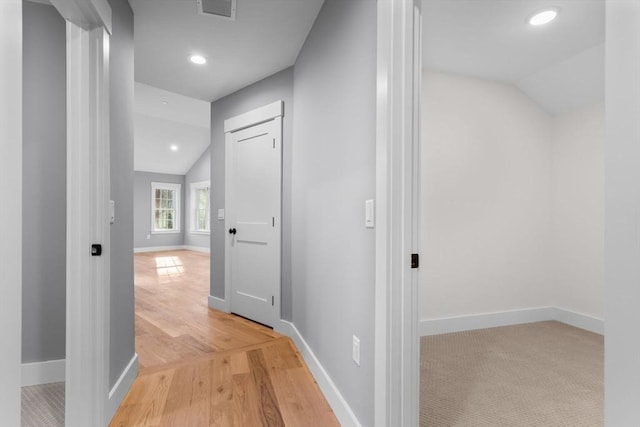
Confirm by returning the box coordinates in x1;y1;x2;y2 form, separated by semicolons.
131;0;324;174
423;0;605;114
131;0;324;102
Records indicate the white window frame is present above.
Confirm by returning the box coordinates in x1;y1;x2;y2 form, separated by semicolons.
151;182;181;234
190;180;211;235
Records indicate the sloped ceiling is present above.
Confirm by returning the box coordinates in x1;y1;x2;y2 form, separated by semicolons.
134;83;210;175
423;0;604;114
131;0;324;102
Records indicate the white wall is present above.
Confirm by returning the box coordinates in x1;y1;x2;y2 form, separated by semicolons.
22;0;66;366
292;0;377;424
551;102;605;319
421;70;606;326
421;70;553;320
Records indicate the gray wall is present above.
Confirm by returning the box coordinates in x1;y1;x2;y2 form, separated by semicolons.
109;0;135;388
210;67;294;321
605;0;640;423
291;0;376;425
185;146;211;249
22;1;66;364
134;171;186;249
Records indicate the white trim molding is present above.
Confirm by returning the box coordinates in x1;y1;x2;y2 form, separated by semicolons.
375;1;422;426
420;307;604;337
64;19;111;427
0;0;23;423
134;245;187;253
223;100;283;133
208;295;230;313
22;359;66;387
134;245;210;254
50;0;112;34
105;353;139;423
275;321;361;427
552;307;604;335
184;245;210;254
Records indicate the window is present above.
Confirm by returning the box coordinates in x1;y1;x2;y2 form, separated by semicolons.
190;181;210;233
151;182;181;233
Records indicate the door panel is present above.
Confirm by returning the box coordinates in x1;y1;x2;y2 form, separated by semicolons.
226;118;281;327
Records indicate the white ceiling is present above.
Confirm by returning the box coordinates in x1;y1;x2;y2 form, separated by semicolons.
131;0;324;102
134;83;210;175
423;0;605;114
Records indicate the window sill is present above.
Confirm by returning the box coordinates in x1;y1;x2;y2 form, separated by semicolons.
151;230;181;235
190;231;210;236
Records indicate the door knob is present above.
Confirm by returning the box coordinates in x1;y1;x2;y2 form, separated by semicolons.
228;228;237;235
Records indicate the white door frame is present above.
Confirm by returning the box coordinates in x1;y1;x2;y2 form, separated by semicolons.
375;0;422;426
223;100;284;325
50;0;112;425
0;1;24;424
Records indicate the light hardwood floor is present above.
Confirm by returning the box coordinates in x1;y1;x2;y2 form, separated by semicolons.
110;250;339;427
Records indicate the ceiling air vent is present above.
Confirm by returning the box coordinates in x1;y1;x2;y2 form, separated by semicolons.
197;0;237;21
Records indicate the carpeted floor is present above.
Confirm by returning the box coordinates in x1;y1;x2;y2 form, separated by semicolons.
420;321;603;426
21;382;65;427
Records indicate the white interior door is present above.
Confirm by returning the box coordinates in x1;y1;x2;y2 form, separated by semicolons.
225;101;282;328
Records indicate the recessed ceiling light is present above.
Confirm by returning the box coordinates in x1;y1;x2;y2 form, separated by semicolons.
161;100;168;105
170;145;179;152
189;54;207;65
528;8;559;26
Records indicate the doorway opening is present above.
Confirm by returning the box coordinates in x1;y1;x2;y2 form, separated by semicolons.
132;82;212;370
419;1;605;425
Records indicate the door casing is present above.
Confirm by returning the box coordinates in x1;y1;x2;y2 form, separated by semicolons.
0;1;23;424
374;0;422;426
51;0;113;425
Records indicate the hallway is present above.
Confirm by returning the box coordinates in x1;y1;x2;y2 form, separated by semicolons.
110;250;338;426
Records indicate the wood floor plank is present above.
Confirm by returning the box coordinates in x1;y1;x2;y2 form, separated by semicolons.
246;348;285;427
159;361;211;427
209;355;234;427
110;370;175;427
110;250;339;427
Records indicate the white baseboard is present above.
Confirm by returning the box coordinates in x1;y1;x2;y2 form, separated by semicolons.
275;320;361;427
22;359;65;386
184;245;210;254
420;306;604;336
552;307;604;335
134;245;211;254
105;353;139;424
208;295;230;312
134;245;185;253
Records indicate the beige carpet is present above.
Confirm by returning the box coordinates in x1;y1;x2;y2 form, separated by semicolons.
21;382;64;427
420;321;603;426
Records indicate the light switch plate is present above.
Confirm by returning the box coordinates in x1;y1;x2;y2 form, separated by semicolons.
109;200;115;224
217;209;225;220
365;199;375;228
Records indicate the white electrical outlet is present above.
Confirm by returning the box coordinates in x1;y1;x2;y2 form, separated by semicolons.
352;335;361;366
146;234;151;240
